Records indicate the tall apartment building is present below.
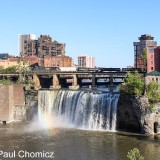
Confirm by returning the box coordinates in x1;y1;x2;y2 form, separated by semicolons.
78;55;95;68
21;35;65;58
133;34;160;73
18;34;36;56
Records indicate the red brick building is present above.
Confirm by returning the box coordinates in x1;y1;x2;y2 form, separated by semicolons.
134;34;160;73
44;56;73;67
8;56;41;66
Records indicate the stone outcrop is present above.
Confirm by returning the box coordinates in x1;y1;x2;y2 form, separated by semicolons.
25;90;38;121
117;94;160;134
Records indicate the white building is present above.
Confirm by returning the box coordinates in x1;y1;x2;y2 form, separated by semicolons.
18;34;36;56
78;55;95;68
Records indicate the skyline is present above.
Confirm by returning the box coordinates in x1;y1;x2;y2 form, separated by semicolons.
1;0;160;67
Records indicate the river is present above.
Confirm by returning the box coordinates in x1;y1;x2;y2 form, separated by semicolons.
0;123;159;160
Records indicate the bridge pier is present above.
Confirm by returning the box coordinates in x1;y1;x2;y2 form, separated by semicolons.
108;75;115;91
91;74;97;89
33;74;41;90
50;74;61;89
69;74;79;90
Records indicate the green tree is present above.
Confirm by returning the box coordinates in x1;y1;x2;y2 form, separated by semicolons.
127;148;144;160
120;71;144;96
16;60;29;83
4;66;17;73
141;48;147;72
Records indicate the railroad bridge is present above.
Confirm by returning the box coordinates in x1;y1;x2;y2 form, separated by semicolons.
0;71;129;90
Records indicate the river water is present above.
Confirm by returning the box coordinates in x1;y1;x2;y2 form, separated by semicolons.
0;123;160;160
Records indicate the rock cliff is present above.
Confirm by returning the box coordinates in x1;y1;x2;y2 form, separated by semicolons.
117;94;160;134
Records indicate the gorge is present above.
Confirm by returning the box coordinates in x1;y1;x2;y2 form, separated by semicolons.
0;83;160;135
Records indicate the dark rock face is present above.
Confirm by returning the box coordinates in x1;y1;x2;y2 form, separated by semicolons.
117;94;160;134
25;90;38;121
117;95;141;133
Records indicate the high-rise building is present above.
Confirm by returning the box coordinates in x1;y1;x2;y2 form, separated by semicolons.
78;55;95;68
21;35;65;58
18;34;36;56
133;34;160;73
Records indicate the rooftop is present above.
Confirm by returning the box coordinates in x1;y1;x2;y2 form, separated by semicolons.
147;70;160;76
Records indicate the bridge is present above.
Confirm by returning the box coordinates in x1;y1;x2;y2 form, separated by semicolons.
0;67;146;90
0;71;131;90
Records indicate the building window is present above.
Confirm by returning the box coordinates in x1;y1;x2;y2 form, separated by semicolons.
151;61;153;64
151;67;153;70
148;47;154;53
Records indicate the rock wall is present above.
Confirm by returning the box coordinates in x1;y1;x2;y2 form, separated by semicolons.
117;94;160;134
25;90;38;121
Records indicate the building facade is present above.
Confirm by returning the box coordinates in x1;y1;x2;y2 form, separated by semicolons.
133;34;160;73
21;35;65;58
44;56;73;67
78;55;95;68
0;56;40;69
18;34;36;56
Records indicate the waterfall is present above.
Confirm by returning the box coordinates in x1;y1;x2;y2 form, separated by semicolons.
38;90;119;131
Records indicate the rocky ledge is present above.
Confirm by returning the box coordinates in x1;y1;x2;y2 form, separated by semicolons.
117;94;160;134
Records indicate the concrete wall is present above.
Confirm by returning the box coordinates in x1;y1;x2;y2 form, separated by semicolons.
0;85;10;121
0;84;25;122
13;84;25;105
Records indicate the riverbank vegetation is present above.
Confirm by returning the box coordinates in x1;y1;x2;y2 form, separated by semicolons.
127;148;144;160
120;71;144;96
120;71;160;112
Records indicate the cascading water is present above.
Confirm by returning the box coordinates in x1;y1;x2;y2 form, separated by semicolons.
38;90;119;131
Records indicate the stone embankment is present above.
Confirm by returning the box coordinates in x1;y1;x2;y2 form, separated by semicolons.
117;94;160;134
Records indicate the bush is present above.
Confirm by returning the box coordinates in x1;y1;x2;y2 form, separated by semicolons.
3;66;17;73
0;79;11;85
120;71;144;96
127;148;144;160
146;81;160;104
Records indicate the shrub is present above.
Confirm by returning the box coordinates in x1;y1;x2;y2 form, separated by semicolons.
0;79;11;85
127;148;144;160
3;66;17;73
146;81;160;104
120;71;144;96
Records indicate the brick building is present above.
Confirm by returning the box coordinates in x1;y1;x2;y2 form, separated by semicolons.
44;56;73;67
0;56;40;69
22;35;65;58
8;56;40;67
133;34;160;73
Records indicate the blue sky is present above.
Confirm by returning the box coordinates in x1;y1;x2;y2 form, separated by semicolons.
0;0;160;68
